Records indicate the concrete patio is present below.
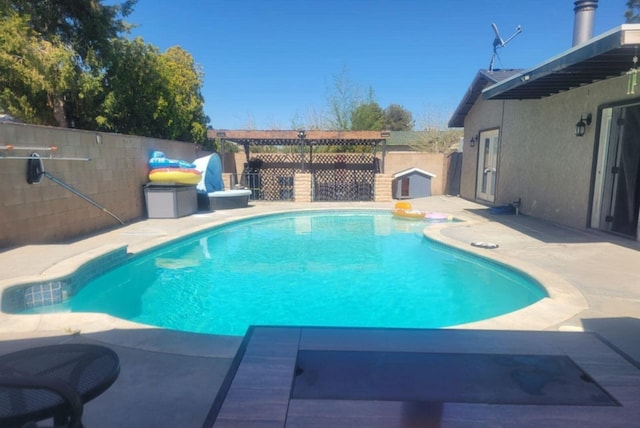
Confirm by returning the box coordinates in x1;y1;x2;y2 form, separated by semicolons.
1;196;639;427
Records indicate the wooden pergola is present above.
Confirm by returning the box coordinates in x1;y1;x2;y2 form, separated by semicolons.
208;129;389;170
206;130;390;201
208;129;388;145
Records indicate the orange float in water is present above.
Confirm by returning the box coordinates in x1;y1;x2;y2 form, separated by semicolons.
392;201;453;221
391;201;427;220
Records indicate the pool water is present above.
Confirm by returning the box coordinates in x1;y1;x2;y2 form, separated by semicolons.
34;211;547;336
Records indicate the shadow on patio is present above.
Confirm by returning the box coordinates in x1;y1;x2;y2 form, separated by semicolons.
465;208;640;248
1;328;240;427
581;316;640;367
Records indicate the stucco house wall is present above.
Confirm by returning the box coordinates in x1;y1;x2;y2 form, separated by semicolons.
460;74;635;230
459;96;506;199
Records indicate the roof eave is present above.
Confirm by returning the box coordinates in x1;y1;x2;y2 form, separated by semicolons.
448;70;523;128
483;24;640;100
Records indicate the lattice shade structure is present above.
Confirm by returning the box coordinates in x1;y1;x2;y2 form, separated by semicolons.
209;130;388;202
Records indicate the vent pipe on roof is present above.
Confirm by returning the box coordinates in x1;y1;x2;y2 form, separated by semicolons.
573;0;598;46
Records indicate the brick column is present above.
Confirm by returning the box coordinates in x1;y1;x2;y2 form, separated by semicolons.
294;173;312;202
374;174;393;202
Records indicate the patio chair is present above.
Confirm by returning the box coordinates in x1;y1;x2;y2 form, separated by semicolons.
0;343;120;428
0;375;83;427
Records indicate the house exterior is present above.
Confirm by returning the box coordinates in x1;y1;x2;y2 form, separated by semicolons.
449;21;640;241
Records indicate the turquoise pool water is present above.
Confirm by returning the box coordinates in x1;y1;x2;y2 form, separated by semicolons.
32;211;547;335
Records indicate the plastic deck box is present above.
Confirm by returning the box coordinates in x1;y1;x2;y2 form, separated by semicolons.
144;184;197;218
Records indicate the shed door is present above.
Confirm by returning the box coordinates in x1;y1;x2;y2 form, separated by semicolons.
401;178;410;197
476;129;499;203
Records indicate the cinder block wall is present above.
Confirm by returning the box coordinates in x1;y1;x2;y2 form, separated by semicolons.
0;123;200;248
1;125;452;248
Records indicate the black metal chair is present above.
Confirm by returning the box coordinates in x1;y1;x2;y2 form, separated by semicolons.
0;344;120;428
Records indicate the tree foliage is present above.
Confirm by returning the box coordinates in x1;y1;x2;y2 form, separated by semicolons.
625;0;640;22
385;104;414;131
157;47;208;142
326;66;360;130
351;102;385;130
409;128;463;153
9;0;136;63
0;6;75;125
0;0;209;142
97;38;165;136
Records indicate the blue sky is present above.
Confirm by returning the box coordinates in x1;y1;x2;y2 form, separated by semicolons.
126;0;628;130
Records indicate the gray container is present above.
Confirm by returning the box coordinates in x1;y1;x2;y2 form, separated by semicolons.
144;185;197;218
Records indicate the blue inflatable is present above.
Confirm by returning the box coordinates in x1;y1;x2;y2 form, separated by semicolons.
193;153;224;193
149;151;195;169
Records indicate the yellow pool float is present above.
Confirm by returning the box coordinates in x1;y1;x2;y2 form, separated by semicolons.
148;168;202;185
391;201;427;220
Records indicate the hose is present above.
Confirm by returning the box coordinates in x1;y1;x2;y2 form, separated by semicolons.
26;153;125;225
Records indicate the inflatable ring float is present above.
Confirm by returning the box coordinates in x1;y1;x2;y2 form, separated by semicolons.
391;201;426;220
149;151;195;169
392;201;453;222
148;168;202;185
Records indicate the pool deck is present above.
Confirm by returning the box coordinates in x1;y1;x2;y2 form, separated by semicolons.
1;196;640;427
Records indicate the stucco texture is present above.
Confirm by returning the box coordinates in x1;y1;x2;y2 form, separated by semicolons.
460;74;637;230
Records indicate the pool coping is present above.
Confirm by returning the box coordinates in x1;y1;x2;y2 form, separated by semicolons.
0;202;590;349
422;220;588;331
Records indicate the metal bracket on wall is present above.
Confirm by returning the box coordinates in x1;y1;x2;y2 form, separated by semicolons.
23;152;124;225
0;145;90;161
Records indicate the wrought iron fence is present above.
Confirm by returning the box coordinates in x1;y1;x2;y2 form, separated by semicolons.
240;153;300;201
311;153;375;201
240;152;376;201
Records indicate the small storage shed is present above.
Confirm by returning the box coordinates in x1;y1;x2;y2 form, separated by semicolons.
392;167;436;199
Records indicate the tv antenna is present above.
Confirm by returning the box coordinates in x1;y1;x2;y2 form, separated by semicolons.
489;23;522;72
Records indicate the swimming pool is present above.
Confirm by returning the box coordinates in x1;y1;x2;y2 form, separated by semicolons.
27;210;547;335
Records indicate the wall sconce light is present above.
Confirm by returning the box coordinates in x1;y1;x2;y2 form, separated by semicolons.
297;130;306;139
575;113;592;137
469;135;477;147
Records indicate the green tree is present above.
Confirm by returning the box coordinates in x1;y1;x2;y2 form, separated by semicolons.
625;0;640;22
385;104;414;131
97;37;164;136
351;102;385;130
0;7;75;125
97;39;208;142
1;0;135;127
8;0;135;62
156;46;208;142
1;1;209;140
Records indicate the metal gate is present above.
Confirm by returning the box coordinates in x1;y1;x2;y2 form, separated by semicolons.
241;153;377;202
311;153;375;201
241;153;301;201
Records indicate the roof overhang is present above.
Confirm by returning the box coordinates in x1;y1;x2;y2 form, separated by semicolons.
483;24;640;100
393;167;436;179
447;70;522;128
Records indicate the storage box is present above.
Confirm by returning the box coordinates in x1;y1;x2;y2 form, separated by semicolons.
144;184;197;218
